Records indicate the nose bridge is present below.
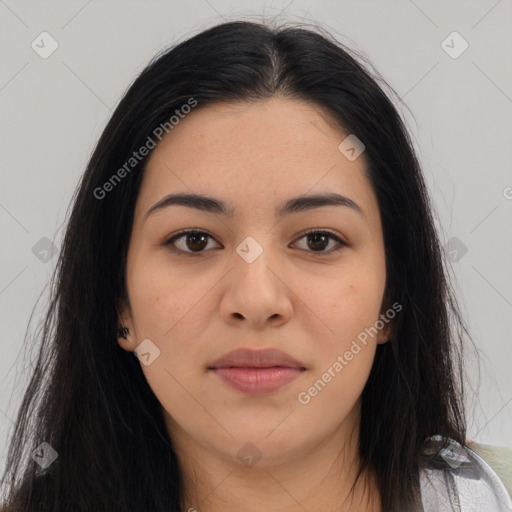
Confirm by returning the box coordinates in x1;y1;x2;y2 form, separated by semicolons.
233;233;277;286
220;231;293;326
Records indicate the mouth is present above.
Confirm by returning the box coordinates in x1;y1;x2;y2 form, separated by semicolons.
207;348;306;395
210;367;305;395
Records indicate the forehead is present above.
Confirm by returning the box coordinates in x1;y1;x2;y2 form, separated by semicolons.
150;97;348;162
136;97;376;221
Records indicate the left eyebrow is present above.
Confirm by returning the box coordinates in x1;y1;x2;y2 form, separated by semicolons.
143;192;366;221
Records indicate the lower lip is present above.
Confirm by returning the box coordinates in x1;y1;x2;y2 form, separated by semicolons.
211;367;303;395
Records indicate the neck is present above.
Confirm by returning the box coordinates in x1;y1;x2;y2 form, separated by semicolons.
166;405;382;512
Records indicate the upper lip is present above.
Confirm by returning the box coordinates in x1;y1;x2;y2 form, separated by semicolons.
208;348;306;370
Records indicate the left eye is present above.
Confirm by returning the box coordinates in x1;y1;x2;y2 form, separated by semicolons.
163;229;346;255
294;230;346;253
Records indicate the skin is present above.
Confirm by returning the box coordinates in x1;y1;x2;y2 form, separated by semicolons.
117;97;392;512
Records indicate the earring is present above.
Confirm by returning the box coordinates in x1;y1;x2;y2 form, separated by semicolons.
117;327;129;339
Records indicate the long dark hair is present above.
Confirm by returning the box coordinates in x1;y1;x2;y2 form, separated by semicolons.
2;19;469;511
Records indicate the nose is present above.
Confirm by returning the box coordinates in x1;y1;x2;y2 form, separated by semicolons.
219;238;293;330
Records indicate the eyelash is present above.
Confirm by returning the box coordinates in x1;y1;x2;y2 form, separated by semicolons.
163;228;347;256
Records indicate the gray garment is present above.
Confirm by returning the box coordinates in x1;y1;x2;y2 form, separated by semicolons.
419;436;512;512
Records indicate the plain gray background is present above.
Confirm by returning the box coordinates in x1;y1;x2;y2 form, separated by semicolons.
1;0;511;479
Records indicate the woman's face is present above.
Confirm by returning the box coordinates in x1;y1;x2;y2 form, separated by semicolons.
118;97;390;467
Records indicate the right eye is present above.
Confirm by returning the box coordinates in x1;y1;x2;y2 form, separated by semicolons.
163;230;221;255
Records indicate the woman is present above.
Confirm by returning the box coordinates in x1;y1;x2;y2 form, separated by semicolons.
2;19;511;512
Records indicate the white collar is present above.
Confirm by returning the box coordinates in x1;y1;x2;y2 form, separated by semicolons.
419;436;512;511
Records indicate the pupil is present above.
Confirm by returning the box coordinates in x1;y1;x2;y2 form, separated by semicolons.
188;233;208;251
308;233;328;251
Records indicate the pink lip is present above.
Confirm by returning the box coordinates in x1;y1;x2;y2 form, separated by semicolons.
208;348;306;395
209;347;305;369
212;367;303;394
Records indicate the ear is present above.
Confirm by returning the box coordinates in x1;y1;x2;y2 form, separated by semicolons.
376;325;392;344
376;311;395;345
116;297;136;352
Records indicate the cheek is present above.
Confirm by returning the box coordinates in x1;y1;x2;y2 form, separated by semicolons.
126;255;220;390
128;265;208;423
297;339;376;436
303;265;385;345
127;254;204;338
296;275;382;417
